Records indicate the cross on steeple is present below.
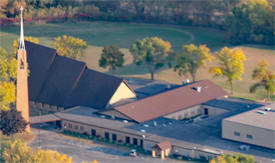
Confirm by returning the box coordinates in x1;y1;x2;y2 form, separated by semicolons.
19;6;25;50
16;5;30;132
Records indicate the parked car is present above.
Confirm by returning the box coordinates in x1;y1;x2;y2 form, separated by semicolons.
240;145;250;151
129;149;137;157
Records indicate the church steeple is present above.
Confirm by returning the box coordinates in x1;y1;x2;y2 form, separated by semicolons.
19;6;25;50
16;5;30;132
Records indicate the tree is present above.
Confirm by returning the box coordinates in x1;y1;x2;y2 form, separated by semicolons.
0;48;17;110
210;153;254;163
32;149;73;163
250;60;275;101
0;82;16;110
99;45;124;74
54;35;87;60
209;47;246;95
226;0;274;45
0;140;74;163
0;140;34;163
13;36;39;56
130;37;171;80
173;44;212;82
0;109;27;137
0;57;17;82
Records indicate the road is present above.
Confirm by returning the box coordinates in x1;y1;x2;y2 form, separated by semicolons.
29;124;188;163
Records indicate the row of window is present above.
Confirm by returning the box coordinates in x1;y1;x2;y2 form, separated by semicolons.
64;123;143;147
234;132;253;139
66;123;84;131
92;128;143;147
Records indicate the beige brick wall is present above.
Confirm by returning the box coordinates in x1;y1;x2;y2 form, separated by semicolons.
61;120;144;147
222;120;275;149
164;105;202;120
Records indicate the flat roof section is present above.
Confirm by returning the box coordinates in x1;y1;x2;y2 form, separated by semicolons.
224;103;275;131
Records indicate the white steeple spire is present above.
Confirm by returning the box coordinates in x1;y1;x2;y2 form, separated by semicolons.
18;6;25;50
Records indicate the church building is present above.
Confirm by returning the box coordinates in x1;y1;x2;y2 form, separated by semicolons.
25;41;136;110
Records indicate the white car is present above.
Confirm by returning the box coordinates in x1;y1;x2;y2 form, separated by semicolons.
129;149;137;157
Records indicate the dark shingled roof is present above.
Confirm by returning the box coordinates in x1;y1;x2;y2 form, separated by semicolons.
26;41;128;109
114;80;228;123
36;55;86;106
26;41;57;100
64;69;123;109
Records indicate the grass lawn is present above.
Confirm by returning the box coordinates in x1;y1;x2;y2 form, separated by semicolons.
0;132;35;143
0;21;274;101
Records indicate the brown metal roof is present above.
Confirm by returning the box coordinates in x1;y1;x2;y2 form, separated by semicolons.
152;141;171;150
115;80;228;123
30;114;60;124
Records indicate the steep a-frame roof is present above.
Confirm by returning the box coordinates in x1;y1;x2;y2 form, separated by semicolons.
36;55;86;106
26;41;57;100
26;41;133;109
64;69;123;109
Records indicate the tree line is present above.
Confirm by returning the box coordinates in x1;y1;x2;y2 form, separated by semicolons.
0;0;274;45
99;37;275;100
0;34;274;112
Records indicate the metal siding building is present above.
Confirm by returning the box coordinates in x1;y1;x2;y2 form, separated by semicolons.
222;103;275;149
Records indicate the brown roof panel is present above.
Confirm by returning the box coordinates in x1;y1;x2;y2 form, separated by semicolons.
153;141;171;150
115;80;228;123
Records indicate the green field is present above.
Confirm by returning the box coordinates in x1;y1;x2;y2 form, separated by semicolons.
0;21;274;101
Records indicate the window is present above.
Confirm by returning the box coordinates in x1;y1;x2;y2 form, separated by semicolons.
20;60;24;69
133;138;138;145
112;134;117;141
68;123;72;129
125;136;130;144
105;132;110;140
80;126;84;131
74;125;78;130
140;139;143;147
204;108;208;115
246;134;253;139
91;129;96;136
234;132;240;136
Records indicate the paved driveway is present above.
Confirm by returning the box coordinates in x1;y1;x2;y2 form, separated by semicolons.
29;124;187;163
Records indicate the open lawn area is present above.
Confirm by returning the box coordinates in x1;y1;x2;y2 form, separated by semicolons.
0;21;274;101
0;132;35;143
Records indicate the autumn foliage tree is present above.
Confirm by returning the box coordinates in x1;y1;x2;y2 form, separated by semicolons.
0;47;17;110
173;44;212;82
226;0;274;45
130;37;171;80
0;140;73;163
250;60;275;101
210;153;254;163
209;47;246;95
13;36;39;56
0;109;27;137
54;35;87;60
99;45;124;74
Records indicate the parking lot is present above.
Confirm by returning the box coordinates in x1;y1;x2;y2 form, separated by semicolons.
127;103;275;162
